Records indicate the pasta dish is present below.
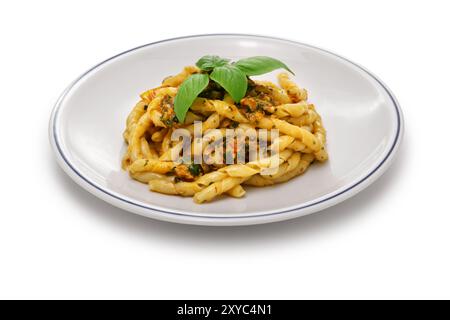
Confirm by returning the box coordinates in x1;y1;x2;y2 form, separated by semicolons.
122;56;328;203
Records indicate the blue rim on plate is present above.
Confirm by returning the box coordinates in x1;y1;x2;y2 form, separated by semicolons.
50;34;403;221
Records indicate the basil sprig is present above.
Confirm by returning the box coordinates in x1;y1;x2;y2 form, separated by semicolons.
174;55;293;122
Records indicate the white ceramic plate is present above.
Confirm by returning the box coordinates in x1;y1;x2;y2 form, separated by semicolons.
49;34;404;226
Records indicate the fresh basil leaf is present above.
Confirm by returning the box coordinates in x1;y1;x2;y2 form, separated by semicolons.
234;56;294;76
196;55;230;71
174;73;209;122
210;65;248;103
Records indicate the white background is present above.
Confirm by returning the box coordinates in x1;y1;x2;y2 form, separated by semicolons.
0;0;449;300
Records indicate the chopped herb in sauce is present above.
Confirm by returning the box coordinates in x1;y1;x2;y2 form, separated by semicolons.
188;164;202;176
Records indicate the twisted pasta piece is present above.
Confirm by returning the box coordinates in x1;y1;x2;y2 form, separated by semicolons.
245;153;315;187
278;73;308;102
253;80;291;104
151;128;168;142
272;118;322;152
312;116;328;162
193;177;246;203
161;66;200;87
264;152;301;179
128;112;152;162
130;172;175;184
140;137;159;159
286;109;318;127
274;101;309;118
149;171;228;197
186;112;221;135
140;86;176;103
226;185;246;198
129;159;177;175
148;179;203;196
123;100;147;142
191;99;248;123
287;140;313;153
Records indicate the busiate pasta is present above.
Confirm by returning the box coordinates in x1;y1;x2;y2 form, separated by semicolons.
122;66;328;203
